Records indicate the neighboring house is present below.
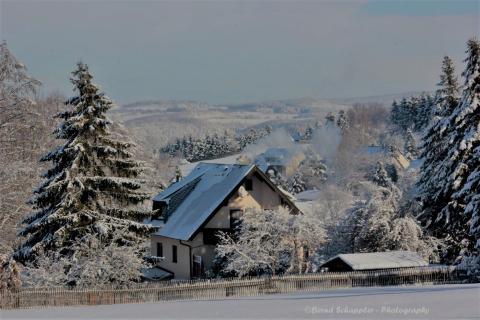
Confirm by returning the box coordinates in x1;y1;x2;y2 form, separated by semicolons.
149;163;299;280
319;251;428;272
255;147;305;177
390;149;410;170
361;145;410;170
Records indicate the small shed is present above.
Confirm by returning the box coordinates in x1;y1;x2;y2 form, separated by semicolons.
320;251;428;272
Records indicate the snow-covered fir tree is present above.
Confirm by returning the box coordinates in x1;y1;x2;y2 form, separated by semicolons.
287;172;306;194
413;93;434;131
417;57;461;229
336;110;349;132
390;94;433;133
15;63;153;270
294;152;328;190
304;125;314;140
418;39;480;265
371;161;393;189
390;97;411;132
435;56;461;117
404;129;418;159
161;127;272;162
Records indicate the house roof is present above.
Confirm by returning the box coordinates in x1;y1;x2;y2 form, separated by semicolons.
322;251;428;271
153;162;297;241
141;267;173;281
295;189;322;201
256;147;292;166
153;163;255;240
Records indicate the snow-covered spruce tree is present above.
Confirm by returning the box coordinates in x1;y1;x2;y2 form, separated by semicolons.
371;161;394;189
390;97;411;132
15;62;153;269
287;172;306;194
417;56;460;230
436;56;461;117
404;129;418;159
390;95;432;133
413;93;434;132
296;153;328;190
304;125;314;140
418;39;480;265
336;110;349;133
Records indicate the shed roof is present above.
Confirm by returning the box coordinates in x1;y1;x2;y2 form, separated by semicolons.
141;267;173;281
322;251;428;271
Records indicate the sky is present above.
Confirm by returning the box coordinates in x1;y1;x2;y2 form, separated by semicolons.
1;0;478;105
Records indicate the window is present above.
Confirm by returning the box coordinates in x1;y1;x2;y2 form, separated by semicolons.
156;242;163;257
172;245;177;263
244;178;253;191
152;201;167;220
203;229;220;245
192;255;203;278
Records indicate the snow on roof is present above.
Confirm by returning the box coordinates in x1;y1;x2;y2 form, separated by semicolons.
179;154;240;177
276;186;296;201
258;147;292;165
323;251;428;270
293;201;315;214
154;163;255;240
409;158;423;170
295;189;322;201
363;145;388;155
143;218;165;229
254;157;269;173
141;267;173;281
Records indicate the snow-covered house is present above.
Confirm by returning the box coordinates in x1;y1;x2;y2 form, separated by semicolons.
319;251;428;272
149;163;299;280
361;145;410;170
255;147;305;177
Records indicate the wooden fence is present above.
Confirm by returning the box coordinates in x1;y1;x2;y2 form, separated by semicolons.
0;266;472;310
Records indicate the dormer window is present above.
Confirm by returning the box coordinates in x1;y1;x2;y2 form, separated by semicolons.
152;201;167;220
244;178;253;191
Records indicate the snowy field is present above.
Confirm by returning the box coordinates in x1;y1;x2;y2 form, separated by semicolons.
3;284;479;320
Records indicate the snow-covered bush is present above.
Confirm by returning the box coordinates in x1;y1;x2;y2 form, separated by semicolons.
332;175;441;262
215;207;325;277
0;254;21;290
22;238;149;288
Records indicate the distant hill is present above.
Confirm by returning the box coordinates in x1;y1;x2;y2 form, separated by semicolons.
117;91;432;116
111;92;430;150
329;91;432;107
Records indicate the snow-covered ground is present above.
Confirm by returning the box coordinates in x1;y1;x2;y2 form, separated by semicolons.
3;284;479;319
